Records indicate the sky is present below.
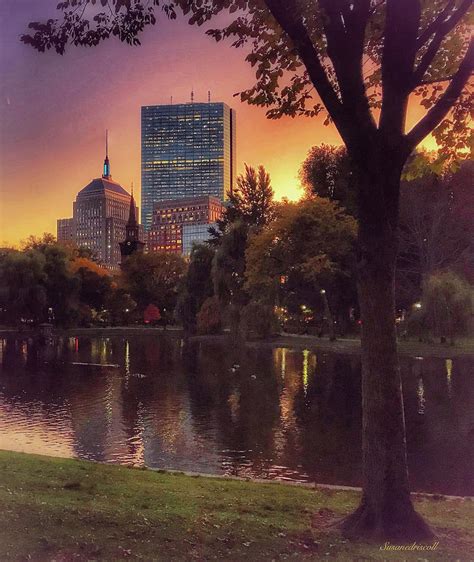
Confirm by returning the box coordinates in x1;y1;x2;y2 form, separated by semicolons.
0;1;436;247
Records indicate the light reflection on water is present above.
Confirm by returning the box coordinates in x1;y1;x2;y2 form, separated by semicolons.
0;335;473;496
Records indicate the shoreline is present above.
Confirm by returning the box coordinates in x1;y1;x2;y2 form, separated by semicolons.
1;327;473;357
2;448;471;501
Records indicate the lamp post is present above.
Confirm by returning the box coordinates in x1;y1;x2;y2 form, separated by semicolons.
320;289;336;341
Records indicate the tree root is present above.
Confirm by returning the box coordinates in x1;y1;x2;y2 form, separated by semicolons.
339;500;435;542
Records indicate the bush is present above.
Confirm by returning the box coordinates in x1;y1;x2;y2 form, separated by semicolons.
196;297;222;335
239;302;278;340
409;271;473;343
422;271;472;342
144;303;161;325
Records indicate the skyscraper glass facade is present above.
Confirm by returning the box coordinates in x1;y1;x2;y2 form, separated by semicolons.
141;102;236;231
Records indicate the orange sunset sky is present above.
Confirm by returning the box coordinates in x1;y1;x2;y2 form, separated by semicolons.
0;1;437;247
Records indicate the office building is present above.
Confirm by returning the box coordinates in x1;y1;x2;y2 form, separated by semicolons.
182;223;217;256
141;101;236;231
57;218;75;245
147;195;223;254
57;139;140;270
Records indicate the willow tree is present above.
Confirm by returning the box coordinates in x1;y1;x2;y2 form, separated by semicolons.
22;0;473;540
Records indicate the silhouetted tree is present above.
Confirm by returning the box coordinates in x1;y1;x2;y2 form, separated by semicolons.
209;163;275;244
397;161;474;307
122;252;187;317
175;243;215;333
299;144;357;215
232;164;275;227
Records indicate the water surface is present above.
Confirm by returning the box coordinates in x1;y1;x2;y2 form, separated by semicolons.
0;335;472;496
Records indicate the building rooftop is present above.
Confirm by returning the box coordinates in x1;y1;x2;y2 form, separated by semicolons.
77;177;130;198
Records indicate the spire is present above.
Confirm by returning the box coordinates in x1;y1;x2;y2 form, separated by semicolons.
127;185;137;226
103;129;111;179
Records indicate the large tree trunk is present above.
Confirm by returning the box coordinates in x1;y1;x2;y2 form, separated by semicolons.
341;158;433;541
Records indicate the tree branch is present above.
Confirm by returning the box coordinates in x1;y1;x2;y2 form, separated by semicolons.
406;39;474;150
417;0;456;47
418;74;456;85
320;0;374;128
413;0;472;87
263;0;349;139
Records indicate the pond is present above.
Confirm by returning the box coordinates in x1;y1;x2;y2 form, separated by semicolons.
0;335;472;496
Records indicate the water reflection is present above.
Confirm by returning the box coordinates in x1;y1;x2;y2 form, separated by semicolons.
0;336;473;496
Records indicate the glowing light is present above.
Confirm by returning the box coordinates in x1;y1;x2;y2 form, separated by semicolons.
417;377;426;415
125;339;130;377
446;358;453;397
302;349;309;395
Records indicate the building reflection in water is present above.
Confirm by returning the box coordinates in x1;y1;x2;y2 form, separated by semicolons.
0;335;473;495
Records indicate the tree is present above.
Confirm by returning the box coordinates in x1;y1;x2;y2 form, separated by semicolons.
232;164;275;227
175;243;215;333
397;161;474;308
245;198;357;329
36;243;80;326
21;232;56;251
22;0;473;540
209;163;275;244
105;285;137;326
70;257;113;313
212;220;250;332
421;270;473;343
0;250;47;325
299;144;357;215
121;252;187;317
239;301;277;339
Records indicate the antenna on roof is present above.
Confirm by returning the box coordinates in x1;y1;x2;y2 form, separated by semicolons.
103;129;111;179
170;95;173;105
191;89;194;103
131;181;134;197
208;90;211;103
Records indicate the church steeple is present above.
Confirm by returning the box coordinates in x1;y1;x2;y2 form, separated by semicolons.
127;187;137;226
102;129;111;179
119;184;145;262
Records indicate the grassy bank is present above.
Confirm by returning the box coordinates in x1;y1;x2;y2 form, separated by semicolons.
0;451;473;561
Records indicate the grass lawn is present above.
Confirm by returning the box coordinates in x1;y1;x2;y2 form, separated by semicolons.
0;451;473;561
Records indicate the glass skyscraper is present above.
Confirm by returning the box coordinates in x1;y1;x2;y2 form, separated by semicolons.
141;102;236;231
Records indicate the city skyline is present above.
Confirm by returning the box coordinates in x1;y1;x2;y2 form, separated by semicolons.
0;1;438;247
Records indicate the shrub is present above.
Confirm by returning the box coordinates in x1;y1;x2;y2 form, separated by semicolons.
196;297;222;335
239;302;278;340
144;303;161;325
420;271;473;343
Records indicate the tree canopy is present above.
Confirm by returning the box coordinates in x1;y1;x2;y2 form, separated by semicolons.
299;144;356;214
245;198;357;320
